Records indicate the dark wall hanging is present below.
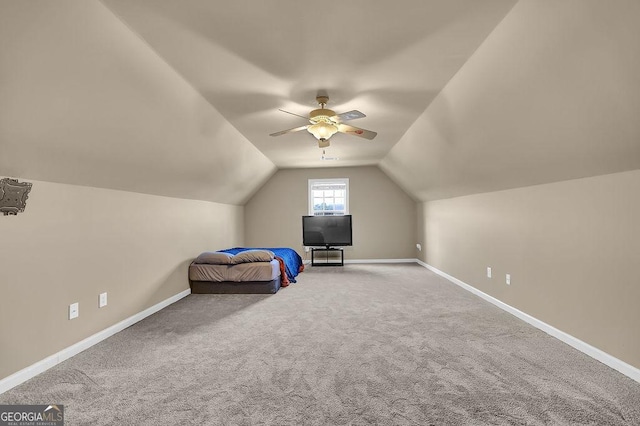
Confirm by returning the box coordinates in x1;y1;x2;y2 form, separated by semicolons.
0;178;33;216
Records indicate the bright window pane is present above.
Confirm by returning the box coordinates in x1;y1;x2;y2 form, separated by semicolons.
309;178;349;216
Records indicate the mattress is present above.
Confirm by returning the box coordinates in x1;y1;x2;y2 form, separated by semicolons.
189;259;280;282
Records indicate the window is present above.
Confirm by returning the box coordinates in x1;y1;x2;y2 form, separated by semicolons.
308;178;349;216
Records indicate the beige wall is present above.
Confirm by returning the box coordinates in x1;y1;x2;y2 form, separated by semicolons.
244;166;417;261
0;179;243;380
422;169;640;369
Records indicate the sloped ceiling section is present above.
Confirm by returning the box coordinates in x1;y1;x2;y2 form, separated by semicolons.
101;0;517;169
381;0;640;202
0;0;276;205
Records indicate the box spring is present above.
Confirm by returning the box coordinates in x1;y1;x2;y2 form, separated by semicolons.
189;276;281;294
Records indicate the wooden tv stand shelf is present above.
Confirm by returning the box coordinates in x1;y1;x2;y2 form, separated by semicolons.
311;247;344;266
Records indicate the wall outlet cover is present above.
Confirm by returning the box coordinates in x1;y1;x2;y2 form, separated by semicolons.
69;302;79;320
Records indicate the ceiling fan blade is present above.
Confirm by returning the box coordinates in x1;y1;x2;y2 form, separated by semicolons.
337;123;377;140
332;110;366;122
269;125;309;137
278;109;309;121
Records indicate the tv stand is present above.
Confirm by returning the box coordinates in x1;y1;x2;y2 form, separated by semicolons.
311;247;344;266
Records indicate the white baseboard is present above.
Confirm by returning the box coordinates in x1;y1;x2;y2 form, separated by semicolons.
0;289;191;394
345;258;417;264
303;258;417;265
418;260;640;384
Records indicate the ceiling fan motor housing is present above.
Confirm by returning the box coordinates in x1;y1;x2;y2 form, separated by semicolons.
309;108;336;123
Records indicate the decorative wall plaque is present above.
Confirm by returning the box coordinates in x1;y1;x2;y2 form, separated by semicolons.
0;178;33;216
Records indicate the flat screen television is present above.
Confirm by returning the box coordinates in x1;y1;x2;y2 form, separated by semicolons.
302;215;352;248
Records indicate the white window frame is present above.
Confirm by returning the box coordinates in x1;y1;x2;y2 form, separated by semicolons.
308;178;349;216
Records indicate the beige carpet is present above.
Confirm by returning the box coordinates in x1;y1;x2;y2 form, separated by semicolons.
1;263;639;425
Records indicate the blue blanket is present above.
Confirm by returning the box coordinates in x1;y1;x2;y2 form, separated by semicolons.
219;247;303;283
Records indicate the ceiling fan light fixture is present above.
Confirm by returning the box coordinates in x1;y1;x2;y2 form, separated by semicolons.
318;139;331;149
308;121;338;142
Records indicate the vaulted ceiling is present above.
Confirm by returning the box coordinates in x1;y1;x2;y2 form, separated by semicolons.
102;0;517;169
1;1;639;205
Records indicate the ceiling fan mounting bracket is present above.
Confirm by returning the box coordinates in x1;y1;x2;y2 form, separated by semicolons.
316;95;330;106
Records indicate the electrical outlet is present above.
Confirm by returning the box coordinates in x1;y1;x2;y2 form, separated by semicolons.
487;267;492;278
304;246;309;253
416;243;422;251
99;292;107;308
69;302;79;320
506;274;511;285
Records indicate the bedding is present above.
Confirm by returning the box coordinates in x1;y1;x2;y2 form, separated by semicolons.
219;247;304;283
193;251;234;264
188;247;303;294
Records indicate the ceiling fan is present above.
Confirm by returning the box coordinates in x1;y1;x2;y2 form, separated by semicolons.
270;95;377;148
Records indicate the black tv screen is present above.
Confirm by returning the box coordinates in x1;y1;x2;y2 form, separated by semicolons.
302;215;352;248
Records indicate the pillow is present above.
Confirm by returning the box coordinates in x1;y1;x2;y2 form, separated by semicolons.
193;252;234;265
231;250;275;264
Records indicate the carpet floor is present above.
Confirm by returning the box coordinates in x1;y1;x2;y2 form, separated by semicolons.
1;263;639;425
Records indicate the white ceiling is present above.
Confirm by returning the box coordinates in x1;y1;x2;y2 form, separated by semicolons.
102;0;517;168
